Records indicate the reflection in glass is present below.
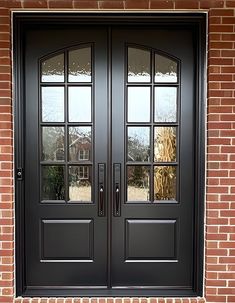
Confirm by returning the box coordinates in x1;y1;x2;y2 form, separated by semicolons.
42;87;64;122
155;87;177;122
128;127;150;162
41;54;64;82
69;127;92;161
154;127;176;162
128;87;150;122
42;127;64;161
68;87;91;122
69;166;92;202
69;47;91;82
41;166;65;200
154;166;176;201
155;54;177;83
127;166;150;202
128;47;151;82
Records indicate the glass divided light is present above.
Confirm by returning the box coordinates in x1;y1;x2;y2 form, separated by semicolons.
126;46;179;203
40;45;93;203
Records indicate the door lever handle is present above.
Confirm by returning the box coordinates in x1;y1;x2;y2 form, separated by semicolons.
98;163;105;217
113;163;121;216
99;185;104;215
115;185;120;215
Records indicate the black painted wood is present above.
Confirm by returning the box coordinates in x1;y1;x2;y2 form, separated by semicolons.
24;27;108;287
14;13;206;297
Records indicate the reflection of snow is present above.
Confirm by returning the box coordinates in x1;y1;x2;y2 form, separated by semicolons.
128;87;150;122
155;87;177;122
69;87;91;122
42;87;64;122
128;186;150;201
69;74;91;82
42;74;64;82
155;72;177;83
128;72;150;83
69;185;91;202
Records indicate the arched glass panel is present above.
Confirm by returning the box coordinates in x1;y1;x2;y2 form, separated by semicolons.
68;47;91;82
41;53;64;82
128;47;151;82
40;45;93;203
155;54;177;83
126;45;179;203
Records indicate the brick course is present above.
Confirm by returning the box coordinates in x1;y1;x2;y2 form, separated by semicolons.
0;0;235;302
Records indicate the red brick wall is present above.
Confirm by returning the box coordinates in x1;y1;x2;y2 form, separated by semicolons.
0;0;235;302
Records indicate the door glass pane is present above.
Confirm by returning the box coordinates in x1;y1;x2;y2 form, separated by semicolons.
69;166;92;202
154;87;177;122
127;166;150;202
155;54;177;83
127;87;150;122
68;47;91;82
127;127;150;162
69;127;92;161
41;53;64;82
42;87;64;122
154;127;177;162
128;47;151;82
42;127;65;161
41;166;65;201
154;166;176;201
68;87;91;122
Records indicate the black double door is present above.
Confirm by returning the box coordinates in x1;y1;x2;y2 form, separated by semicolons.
23;24;196;295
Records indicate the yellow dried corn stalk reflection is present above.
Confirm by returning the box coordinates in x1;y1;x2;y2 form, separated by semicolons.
154;127;176;200
154;127;176;162
154;166;176;200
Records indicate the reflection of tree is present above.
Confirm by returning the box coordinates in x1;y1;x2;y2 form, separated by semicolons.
154;127;176;162
42;166;65;200
154;166;176;200
42;127;64;161
154;127;176;200
128;135;149;162
128;164;149;188
69;127;91;161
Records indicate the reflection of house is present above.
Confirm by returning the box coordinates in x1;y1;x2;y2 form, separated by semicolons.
55;148;64;160
69;133;91;162
77;166;89;179
69;133;91;180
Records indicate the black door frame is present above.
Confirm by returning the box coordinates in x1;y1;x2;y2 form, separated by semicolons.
14;12;206;297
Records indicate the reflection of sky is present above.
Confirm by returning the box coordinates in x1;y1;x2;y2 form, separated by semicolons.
128;87;150;122
69;126;91;146
69;87;91;122
42;87;64;122
128;127;149;146
128;73;150;82
155;87;177;122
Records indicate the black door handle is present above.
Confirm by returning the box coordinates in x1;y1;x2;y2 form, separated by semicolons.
99;185;104;215
98;163;105;216
113;163;121;216
115;185;120;215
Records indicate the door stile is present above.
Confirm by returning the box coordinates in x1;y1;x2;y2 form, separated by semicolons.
107;26;112;289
